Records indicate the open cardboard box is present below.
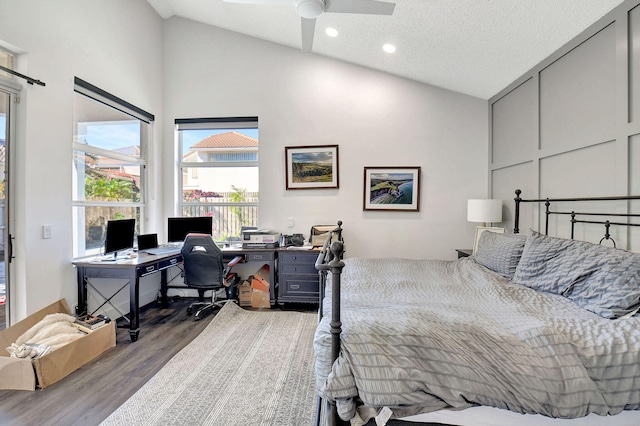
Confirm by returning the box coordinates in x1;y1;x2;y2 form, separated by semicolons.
249;264;271;308
237;281;252;307
0;299;116;391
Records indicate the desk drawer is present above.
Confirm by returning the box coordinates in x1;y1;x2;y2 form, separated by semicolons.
246;252;275;262
280;276;319;300
278;251;318;264
159;256;181;270
139;263;159;276
279;263;317;275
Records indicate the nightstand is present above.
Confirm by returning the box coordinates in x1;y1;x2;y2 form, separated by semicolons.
455;249;473;259
277;250;320;304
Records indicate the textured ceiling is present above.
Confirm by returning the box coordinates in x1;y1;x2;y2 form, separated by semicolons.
145;0;625;99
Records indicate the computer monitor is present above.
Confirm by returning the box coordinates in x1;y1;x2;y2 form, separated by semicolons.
104;218;136;257
167;216;213;243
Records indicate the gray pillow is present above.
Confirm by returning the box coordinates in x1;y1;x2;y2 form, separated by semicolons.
513;230;640;319
566;248;640;319
513;230;611;294
474;231;526;279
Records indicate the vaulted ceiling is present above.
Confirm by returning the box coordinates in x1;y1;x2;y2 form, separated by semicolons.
146;0;625;99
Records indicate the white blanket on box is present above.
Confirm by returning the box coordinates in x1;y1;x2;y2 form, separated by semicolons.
6;313;83;358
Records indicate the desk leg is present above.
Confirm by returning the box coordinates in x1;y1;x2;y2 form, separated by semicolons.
76;267;87;315
128;271;140;342
160;268;169;307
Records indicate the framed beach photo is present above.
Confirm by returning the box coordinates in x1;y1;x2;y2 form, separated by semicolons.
285;145;339;190
363;166;421;211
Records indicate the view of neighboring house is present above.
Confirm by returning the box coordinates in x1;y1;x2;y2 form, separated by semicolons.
180;130;259;239
182;131;259;197
95;146;141;178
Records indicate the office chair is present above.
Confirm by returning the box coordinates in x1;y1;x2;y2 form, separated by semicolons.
181;233;242;321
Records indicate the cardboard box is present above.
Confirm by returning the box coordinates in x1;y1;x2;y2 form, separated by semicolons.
250;290;271;309
237;281;252;307
247;264;271;308
310;225;336;247
249;264;270;293
250;275;269;293
0;299;116;391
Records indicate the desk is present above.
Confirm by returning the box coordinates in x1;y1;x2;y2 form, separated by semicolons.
218;248;277;304
73;250;182;342
73;247;277;342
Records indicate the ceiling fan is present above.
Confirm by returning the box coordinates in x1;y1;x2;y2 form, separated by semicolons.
223;0;396;52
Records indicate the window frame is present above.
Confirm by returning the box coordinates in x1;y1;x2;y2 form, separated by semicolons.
72;78;154;258
176;117;259;241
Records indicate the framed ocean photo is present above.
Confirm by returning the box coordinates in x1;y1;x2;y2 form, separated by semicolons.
285;145;339;190
363;166;421;211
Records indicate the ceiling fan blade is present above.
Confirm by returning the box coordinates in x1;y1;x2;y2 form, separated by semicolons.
301;17;316;52
223;0;292;5
325;0;395;15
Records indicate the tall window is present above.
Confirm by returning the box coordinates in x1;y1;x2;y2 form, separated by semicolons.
177;117;259;241
72;78;153;257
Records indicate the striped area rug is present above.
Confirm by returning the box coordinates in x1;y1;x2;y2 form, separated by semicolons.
101;302;318;426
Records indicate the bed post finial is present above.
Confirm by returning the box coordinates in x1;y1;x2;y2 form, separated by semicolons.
514;189;522;234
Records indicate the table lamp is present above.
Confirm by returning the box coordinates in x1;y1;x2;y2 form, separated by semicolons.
467;199;503;227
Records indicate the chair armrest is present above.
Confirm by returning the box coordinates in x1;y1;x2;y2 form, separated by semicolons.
227;256;243;268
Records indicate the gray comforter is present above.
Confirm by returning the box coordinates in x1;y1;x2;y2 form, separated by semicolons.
313;257;640;421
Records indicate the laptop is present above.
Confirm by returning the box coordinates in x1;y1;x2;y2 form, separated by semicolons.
137;233;158;251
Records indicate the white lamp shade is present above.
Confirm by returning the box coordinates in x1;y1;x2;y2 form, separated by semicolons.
467;199;502;223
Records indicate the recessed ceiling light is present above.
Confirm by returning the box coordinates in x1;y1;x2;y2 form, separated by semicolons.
383;44;396;53
325;27;338;37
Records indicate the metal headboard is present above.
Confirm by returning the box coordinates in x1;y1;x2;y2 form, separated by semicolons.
513;189;640;247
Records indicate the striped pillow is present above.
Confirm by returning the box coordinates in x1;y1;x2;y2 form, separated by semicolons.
513;230;640;319
474;231;526;279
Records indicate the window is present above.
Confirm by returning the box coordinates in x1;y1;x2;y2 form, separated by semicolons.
176;117;259;241
72;78;153;257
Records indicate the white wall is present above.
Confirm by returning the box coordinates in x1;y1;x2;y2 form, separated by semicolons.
0;0;164;319
162;17;489;260
0;2;488;321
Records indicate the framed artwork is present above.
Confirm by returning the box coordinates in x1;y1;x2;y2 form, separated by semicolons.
285;145;339;190
363;166;421;211
472;226;505;255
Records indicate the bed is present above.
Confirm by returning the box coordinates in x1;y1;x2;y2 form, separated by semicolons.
314;191;640;426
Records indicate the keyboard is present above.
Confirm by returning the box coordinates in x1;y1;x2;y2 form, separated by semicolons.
144;246;181;255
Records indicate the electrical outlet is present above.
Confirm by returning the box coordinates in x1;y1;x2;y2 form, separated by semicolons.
42;224;52;239
287;217;294;228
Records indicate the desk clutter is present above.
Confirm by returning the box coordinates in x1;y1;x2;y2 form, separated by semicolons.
236;264;271;309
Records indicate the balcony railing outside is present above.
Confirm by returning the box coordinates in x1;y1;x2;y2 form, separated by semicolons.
181;191;259;242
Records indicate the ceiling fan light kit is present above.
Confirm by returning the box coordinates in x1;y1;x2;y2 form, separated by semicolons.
224;0;395;52
296;0;324;19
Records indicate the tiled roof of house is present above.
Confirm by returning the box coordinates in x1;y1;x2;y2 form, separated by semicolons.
192;131;258;148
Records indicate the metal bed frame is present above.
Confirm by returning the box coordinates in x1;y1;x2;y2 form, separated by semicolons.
315;189;640;425
514;189;640;247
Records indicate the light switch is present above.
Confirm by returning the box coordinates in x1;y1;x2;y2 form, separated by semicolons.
42;224;52;239
287;217;294;228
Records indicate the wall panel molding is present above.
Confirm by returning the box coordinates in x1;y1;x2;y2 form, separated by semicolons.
489;0;640;249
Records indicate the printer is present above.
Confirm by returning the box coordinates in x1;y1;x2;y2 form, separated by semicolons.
242;229;281;248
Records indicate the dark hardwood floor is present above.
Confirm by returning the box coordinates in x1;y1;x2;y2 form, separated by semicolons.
0;298;216;426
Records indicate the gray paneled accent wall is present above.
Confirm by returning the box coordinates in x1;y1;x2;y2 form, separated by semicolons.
539;24;617;153
489;0;640;250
